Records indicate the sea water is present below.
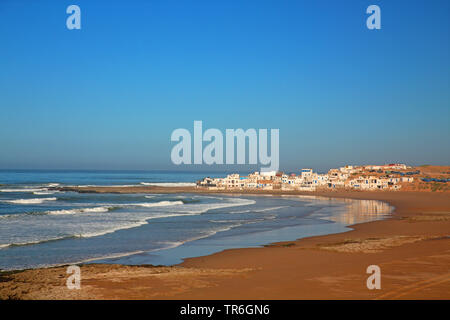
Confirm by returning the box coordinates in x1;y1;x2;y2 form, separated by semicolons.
0;170;393;270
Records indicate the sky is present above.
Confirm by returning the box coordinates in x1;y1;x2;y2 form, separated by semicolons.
0;0;449;172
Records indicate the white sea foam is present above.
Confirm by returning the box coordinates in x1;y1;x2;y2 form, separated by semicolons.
0;188;48;193
176;198;256;214
0;249;152;271
0;214;15;219
76;220;149;238
0;196;256;254
2;197;57;204
229;206;288;214
132;200;184;208
159;222;246;251
33;191;58;195
141;223;245;254
45;206;112;215
140;182;196;187
0;220;149;249
0;236;73;249
46;183;60;187
69;212;200;239
82;221;247;265
0;210;203;250
77;250;147;264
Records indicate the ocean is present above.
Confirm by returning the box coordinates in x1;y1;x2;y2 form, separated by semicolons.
0;170;393;271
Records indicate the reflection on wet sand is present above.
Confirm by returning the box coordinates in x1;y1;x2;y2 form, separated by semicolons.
283;195;393;225
326;198;393;225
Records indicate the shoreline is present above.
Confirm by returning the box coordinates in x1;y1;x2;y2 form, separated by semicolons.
1;187;449;299
0;192;391;273
0;191;391;272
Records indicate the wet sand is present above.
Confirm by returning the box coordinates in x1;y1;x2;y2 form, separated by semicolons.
1;187;449;300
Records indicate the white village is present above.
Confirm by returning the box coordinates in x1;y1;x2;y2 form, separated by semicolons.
197;164;418;191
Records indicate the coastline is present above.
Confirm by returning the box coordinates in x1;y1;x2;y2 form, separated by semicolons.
1;187;449;299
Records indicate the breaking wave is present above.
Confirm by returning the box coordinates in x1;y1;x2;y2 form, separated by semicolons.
0;211;202;250
44;206;114;215
2;197;57;204
0;195;256;253
132;200;184;208
46;183;60;187
33;191;58;195
0;188;48;193
229;206;288;214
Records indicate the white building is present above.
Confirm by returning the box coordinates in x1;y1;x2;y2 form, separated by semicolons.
300;169;313;179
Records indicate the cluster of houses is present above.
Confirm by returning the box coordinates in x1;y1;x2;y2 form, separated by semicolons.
197;164;417;191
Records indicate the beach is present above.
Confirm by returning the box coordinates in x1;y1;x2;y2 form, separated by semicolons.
2;0;449;306
1;187;449;300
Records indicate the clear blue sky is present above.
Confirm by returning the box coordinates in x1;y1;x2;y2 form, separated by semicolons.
0;0;449;172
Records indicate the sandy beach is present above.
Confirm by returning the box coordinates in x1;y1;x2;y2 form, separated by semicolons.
1;187;449;300
2;0;449;305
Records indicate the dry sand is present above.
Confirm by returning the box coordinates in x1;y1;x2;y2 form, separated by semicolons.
1;187;449;300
